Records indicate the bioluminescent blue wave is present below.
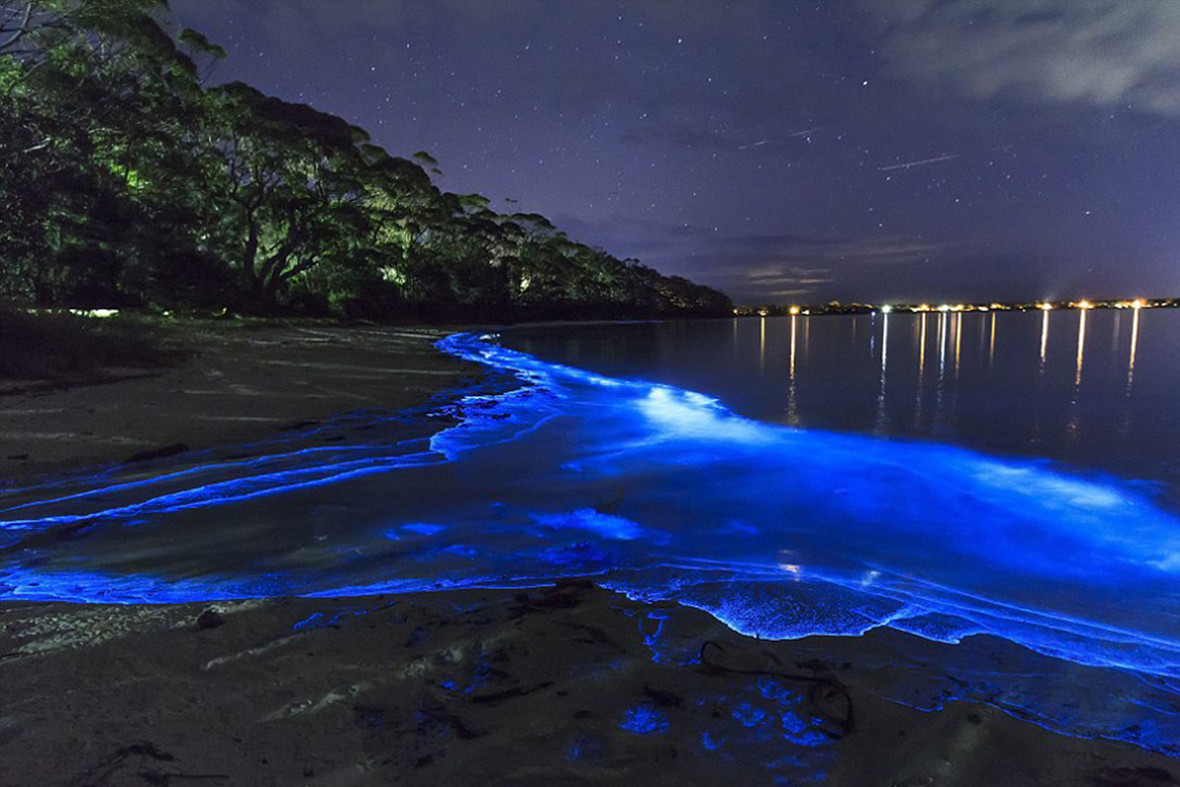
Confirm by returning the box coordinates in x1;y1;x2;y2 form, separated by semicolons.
3;331;1180;751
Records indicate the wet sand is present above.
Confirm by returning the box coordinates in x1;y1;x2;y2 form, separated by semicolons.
1;319;1177;784
0;319;480;482
2;584;1176;786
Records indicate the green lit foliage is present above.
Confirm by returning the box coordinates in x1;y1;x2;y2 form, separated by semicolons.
0;0;220;306
0;0;731;319
205;83;370;308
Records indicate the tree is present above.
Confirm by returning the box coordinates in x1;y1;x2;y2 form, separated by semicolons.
206;83;372;308
0;1;733;319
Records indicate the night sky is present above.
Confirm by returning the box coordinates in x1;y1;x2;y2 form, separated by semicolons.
170;1;1180;305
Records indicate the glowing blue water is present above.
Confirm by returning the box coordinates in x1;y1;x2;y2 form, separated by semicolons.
2;329;1180;751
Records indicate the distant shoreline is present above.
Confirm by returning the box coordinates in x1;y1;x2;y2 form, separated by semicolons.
736;296;1177;317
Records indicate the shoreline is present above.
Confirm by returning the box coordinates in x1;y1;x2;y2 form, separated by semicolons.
3;585;1176;785
0;319;483;484
2;319;1178;783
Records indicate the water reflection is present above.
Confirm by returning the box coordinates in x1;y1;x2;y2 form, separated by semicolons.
875;313;889;434
954;312;963;380
1040;306;1051;368
1112;311;1121;359
506;309;1178;492
918;313;927;377
1128;305;1141;394
989;312;996;368
1067;308;1089;440
787;315;799;426
759;316;766;373
937;311;947;380
915;313;928;427
7;329;1180;758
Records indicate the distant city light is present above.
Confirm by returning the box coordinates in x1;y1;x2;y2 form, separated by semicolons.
733;295;1170;317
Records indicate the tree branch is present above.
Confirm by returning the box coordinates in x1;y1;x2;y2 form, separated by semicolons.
0;2;33;56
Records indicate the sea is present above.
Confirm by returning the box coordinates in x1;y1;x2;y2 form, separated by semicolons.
2;309;1179;755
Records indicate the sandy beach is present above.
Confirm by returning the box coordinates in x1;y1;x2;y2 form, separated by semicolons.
3;585;1177;786
0;320;481;483
1;319;1177;785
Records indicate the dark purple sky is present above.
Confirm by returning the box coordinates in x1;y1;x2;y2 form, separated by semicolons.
170;0;1180;304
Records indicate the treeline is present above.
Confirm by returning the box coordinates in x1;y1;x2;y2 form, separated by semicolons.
0;0;731;320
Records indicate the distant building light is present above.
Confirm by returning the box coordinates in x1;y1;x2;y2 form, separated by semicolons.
1077;300;1094;310
1133;298;1146;310
880;304;893;314
1039;303;1053;311
789;305;801;315
938;304;950;312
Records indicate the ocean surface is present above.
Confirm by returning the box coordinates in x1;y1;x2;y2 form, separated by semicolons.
508;310;1179;490
2;311;1179;755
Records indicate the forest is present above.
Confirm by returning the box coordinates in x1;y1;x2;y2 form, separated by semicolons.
0;0;731;321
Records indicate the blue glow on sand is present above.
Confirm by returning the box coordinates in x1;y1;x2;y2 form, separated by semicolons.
4;331;1180;751
620;705;669;735
732;702;768;728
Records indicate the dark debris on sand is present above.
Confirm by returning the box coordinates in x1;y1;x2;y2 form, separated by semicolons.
0;583;1177;786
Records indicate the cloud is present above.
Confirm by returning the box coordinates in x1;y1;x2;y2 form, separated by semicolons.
706;234;943;267
659;233;945;302
743;265;835;298
865;0;1180;115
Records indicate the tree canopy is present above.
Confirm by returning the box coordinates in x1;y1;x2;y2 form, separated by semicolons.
0;0;731;320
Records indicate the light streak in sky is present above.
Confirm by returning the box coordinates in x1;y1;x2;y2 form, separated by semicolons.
740;128;821;149
879;153;962;172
